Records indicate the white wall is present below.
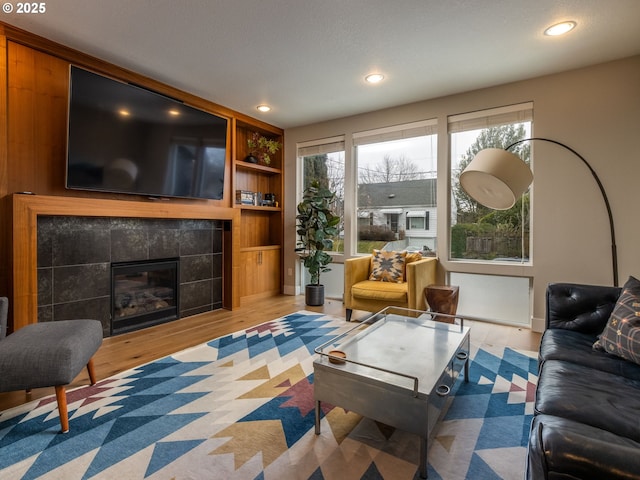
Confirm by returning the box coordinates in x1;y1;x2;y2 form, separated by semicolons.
284;56;640;331
450;273;531;326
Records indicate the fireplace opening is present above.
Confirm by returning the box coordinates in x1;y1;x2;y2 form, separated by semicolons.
111;258;179;335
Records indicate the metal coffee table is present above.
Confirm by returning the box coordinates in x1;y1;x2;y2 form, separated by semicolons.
314;307;470;478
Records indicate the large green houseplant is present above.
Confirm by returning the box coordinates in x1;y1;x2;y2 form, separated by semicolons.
296;181;340;306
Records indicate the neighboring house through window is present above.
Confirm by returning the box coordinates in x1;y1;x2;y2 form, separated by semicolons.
353;119;438;254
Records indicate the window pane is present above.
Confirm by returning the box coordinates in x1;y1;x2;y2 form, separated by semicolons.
408;215;425;230
301;150;345;254
450;122;531;261
356;134;437;255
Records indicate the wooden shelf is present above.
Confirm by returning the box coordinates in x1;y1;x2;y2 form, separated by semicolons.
234;160;281;175
234;204;281;212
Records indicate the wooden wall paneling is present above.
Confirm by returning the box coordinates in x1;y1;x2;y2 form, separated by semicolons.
7;42;37;194
0;34;9;299
10;195;37;329
33;46;69;196
0;33;8;198
7;42;67;196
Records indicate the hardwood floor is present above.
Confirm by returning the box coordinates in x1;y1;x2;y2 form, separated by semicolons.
0;295;541;412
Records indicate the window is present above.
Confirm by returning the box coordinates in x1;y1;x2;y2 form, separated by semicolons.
406;211;428;230
353;120;438;254
449;103;532;262
298;137;345;254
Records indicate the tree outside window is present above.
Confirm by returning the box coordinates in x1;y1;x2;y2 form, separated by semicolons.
450;122;531;261
301;150;345;254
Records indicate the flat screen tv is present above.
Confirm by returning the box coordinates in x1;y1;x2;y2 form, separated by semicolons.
66;66;228;200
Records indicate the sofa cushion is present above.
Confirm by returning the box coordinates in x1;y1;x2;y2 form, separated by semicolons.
527;414;640;480
594;276;640;365
369;250;406;283
534;359;640;443
546;283;621;333
539;329;640;381
351;280;408;302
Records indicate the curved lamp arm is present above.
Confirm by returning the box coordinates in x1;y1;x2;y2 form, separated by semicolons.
461;137;618;286
506;138;618;286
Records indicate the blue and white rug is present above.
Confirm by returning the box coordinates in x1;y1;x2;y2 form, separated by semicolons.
0;311;538;479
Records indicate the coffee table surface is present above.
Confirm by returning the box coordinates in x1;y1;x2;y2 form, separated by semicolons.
315;310;470;397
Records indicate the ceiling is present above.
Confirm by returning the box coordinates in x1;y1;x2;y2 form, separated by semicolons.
4;0;640;129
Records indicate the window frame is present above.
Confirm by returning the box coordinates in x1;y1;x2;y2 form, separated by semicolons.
297;136;346;260
447;103;534;267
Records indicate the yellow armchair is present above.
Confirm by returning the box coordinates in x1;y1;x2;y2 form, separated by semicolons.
344;254;438;321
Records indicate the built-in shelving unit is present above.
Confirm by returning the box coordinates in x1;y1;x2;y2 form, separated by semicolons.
232;120;284;303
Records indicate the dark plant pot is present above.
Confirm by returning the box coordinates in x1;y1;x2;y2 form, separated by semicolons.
305;284;325;306
244;154;258;164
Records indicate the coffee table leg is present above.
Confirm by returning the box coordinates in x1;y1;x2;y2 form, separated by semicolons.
315;400;321;434
464;357;469;383
420;436;428;478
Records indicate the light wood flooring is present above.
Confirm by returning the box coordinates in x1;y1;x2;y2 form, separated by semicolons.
0;295;541;412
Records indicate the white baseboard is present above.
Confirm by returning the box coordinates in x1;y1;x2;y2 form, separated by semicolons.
531;316;545;333
283;285;299;296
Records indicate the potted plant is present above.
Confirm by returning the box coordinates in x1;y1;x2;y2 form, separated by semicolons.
296;181;340;306
246;131;282;166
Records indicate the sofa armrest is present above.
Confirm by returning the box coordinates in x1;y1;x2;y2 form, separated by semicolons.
528;415;640;480
406;257;437;311
546;283;621;334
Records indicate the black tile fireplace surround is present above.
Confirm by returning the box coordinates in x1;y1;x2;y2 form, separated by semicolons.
37;216;224;337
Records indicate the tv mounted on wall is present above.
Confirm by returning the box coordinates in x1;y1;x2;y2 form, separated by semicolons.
66;66;228;200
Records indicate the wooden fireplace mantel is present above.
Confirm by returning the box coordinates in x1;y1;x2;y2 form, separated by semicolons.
9;193;241;330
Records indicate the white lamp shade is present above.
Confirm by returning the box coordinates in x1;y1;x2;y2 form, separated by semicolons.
459;148;533;210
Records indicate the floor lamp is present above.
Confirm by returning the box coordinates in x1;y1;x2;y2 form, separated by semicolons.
459;137;619;287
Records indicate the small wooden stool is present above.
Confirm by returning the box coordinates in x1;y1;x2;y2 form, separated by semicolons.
425;285;459;324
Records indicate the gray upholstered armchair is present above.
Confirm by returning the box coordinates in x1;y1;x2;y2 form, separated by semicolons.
0;297;103;433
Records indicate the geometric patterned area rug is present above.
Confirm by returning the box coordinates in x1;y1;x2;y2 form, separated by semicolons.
0;311;538;480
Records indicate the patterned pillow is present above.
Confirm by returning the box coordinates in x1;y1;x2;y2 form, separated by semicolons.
405;252;423;265
369;250;406;283
593;276;640;365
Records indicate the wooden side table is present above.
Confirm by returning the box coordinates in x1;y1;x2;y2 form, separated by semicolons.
425;285;459;324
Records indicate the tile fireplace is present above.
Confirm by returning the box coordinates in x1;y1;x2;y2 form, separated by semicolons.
37;216;224;337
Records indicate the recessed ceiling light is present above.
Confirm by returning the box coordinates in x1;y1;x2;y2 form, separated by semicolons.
365;73;384;84
168;109;180;116
544;21;577;36
257;105;271;113
118;109;130;117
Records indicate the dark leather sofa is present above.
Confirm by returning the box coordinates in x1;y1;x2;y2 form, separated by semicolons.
527;283;640;480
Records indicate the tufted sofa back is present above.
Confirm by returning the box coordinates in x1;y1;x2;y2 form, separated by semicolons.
546;283;621;334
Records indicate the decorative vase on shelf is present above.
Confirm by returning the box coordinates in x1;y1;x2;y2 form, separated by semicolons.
244;154;258;164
